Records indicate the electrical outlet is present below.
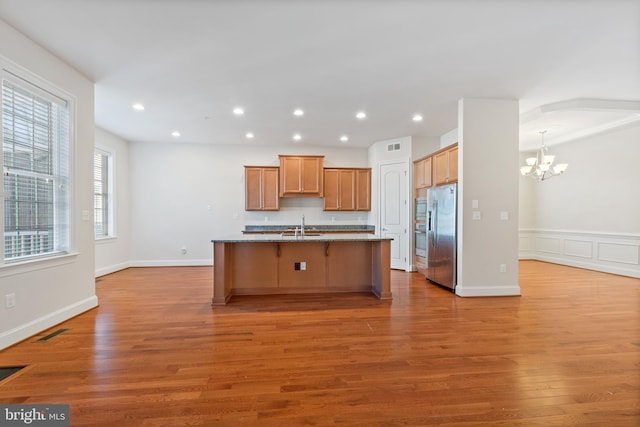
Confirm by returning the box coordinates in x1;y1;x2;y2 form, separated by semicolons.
499;264;507;273
180;246;187;255
5;293;16;309
300;262;306;271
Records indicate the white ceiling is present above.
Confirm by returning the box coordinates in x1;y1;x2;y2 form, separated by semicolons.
0;0;638;149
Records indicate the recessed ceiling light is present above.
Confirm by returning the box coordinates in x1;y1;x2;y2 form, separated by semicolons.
245;132;254;139
293;108;304;116
412;114;423;122
340;135;349;142
233;107;244;115
132;103;145;111
293;134;302;141
356;111;367;120
171;131;181;137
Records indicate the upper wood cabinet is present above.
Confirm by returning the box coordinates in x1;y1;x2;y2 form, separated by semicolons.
279;155;324;197
324;169;355;211
433;144;458;185
414;156;432;189
245;166;279;211
323;168;371;211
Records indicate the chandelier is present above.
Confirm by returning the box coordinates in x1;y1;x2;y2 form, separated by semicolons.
520;130;568;181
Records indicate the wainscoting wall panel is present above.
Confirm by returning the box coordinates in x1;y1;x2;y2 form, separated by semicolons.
564;239;593;259
519;229;640;278
598;242;639;265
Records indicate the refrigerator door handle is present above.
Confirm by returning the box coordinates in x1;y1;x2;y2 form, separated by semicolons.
427;210;432;231
433;200;438;246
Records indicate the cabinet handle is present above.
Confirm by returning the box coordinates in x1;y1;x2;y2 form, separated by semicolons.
325;242;330;256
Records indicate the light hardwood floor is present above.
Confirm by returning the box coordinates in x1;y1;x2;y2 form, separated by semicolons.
1;261;639;426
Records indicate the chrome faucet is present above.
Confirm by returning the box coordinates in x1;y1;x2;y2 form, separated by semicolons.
301;214;305;236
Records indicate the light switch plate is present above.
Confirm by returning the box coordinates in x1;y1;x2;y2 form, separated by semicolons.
472;211;481;220
500;211;509;220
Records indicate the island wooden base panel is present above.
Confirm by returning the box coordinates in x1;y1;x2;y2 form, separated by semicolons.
0;261;639;426
213;240;391;305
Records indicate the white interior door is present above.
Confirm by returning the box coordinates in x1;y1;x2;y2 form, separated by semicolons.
379;161;408;270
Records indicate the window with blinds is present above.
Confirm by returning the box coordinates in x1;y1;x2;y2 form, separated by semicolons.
1;70;71;261
94;149;112;239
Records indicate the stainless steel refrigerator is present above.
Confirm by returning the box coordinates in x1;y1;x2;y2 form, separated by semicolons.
426;183;457;290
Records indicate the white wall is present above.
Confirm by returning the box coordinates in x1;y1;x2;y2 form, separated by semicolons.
457;98;521;296
519;123;640;277
95;127;131;276
411;134;440;161
128;142;370;266
440;128;458;148
518;152;537;229
0;19;97;349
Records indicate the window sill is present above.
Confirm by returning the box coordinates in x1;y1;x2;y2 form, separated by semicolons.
0;252;79;278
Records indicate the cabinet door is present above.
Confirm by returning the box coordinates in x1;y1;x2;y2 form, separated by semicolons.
339;169;356;210
422;157;432;188
414;159;425;188
414;158;433;189
280;157;302;195
433;151;449;185
261;167;280;210
323;169;340;210
301;157;323;195
245;167;263;210
448;146;458;182
355;168;371;211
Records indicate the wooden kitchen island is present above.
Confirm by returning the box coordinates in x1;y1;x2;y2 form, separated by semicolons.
211;234;392;305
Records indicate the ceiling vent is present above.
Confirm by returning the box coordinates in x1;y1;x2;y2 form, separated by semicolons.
387;143;401;152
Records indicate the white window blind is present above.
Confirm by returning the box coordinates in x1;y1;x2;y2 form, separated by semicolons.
94;149;111;238
1;72;71;261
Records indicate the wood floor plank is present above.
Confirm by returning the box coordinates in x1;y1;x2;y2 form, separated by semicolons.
0;261;638;426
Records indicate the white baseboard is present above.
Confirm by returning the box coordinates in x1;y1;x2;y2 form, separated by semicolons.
129;259;213;267
0;296;98;350
455;285;521;297
519;229;640;278
95;261;130;277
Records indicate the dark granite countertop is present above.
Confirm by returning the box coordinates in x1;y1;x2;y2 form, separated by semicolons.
212;233;390;243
